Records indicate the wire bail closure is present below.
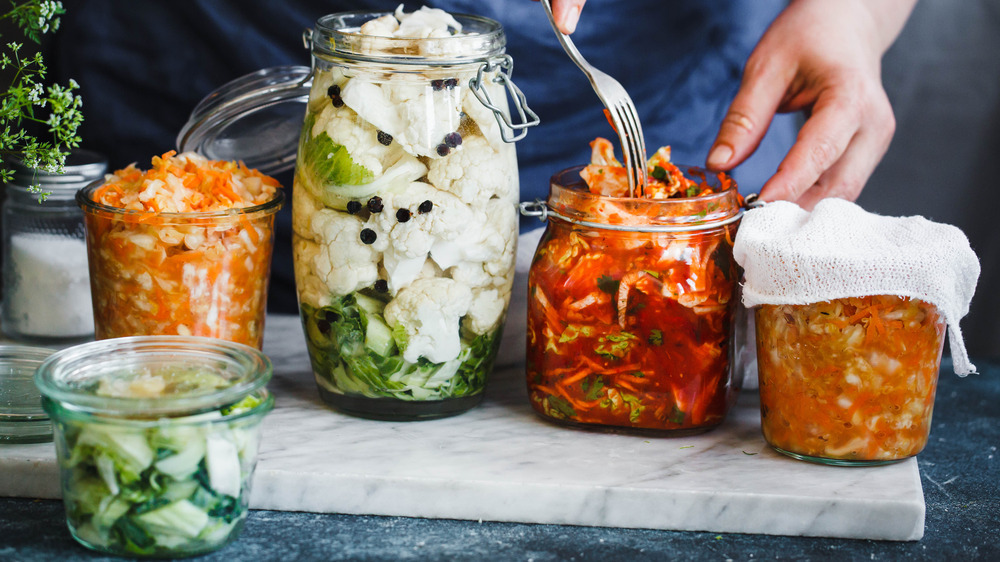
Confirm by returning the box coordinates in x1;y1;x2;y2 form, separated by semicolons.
519;199;743;233
470;55;540;143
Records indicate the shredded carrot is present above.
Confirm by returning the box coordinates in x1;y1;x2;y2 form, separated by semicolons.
81;152;282;349
756;296;946;462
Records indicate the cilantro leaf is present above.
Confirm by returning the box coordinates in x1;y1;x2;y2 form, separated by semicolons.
597;274;620;295
546;395;577;418
648;329;663;346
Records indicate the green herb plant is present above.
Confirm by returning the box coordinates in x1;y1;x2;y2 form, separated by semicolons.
0;0;82;202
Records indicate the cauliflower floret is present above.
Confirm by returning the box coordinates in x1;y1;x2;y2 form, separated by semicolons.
461;79;511;151
479;198;518;279
340;80;403;143
384;278;472;363
293;238;333;308
450;261;492;290
464;287;506;336
309;209;386;296
292;182;324;241
343;74;463;159
312;103;406;176
386;75;463;158
359;13;399;36
394;5;462;39
433;198;517;286
371;182;474;291
427;134;517;205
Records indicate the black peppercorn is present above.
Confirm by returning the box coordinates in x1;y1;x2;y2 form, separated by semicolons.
331;95;344;108
431;79;445;91
436;144;451;157
396;208;411;223
444;78;458;89
367;196;384;213
444;132;462;148
374;279;389;293
346;200;362;214
418;200;433;214
360;228;377;244
327;84;341;98
377;130;393;146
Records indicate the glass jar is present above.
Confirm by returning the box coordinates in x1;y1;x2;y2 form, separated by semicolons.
76;180;283;350
177;10;536;421
1;149;107;343
0;345;56;443
523;166;743;433
755;295;947;466
288;12;534;420
35;336;273;558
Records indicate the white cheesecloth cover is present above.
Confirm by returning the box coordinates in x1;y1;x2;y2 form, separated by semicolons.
733;198;981;375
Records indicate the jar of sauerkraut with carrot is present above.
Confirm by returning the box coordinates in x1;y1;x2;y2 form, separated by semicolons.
77;151;283;349
755;296;946;465
522;139;744;433
734;198;980;466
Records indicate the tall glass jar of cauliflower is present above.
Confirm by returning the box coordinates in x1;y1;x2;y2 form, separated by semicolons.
293;7;535;420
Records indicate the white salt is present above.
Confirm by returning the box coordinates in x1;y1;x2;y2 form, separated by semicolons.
3;233;94;338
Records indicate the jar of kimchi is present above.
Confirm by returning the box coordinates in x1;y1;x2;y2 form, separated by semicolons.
755;296;947;465
523;165;743;433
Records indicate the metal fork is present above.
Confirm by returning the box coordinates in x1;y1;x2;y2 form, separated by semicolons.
541;0;648;196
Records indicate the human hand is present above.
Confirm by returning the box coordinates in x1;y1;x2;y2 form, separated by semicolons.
538;0;587;35
706;0;916;209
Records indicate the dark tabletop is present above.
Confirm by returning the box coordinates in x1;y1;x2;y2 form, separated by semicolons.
2;357;997;561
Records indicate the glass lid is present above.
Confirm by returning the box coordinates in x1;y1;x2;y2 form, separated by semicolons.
0;345;56;443
176;65;312;177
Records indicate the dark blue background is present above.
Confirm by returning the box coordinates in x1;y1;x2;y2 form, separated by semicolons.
49;0;796;313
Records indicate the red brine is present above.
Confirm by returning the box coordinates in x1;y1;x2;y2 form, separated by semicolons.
526;143;742;432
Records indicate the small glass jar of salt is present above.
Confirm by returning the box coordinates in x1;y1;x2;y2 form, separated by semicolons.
1;149;107;343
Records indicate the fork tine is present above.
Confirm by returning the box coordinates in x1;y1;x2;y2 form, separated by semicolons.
614;101;646;197
542;0;647;196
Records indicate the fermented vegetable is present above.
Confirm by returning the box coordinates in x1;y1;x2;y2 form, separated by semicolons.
47;367;270;557
526;140;741;431
79;151;282;348
293;7;519;417
755;295;947;463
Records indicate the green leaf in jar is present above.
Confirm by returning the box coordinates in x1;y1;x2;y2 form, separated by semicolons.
596;275;620;295
302;129;374;187
581;376;605;401
559;324;594;343
594;332;638;360
648;329;663;346
546;395;577;419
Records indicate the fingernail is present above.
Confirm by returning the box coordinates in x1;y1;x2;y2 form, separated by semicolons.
563;4;581;34
707;144;733;168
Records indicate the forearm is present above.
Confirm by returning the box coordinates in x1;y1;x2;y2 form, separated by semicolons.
789;0;918;54
865;0;919;51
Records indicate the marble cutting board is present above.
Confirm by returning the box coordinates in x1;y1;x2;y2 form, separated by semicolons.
0;235;925;540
